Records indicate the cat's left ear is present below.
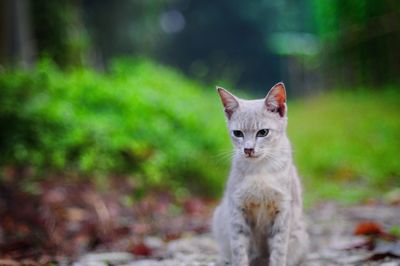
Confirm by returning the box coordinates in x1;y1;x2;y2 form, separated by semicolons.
265;82;287;117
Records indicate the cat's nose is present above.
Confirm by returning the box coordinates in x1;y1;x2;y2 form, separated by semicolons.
244;148;254;156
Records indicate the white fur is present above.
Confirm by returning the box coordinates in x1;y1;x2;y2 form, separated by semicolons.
213;84;308;266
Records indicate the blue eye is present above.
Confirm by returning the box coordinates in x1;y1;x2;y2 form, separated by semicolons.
256;129;269;137
233;130;244;137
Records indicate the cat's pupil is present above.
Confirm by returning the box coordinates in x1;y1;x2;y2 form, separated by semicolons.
257;129;269;137
233;130;244;138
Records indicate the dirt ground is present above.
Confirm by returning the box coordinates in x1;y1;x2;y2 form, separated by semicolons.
73;203;400;266
1;181;399;265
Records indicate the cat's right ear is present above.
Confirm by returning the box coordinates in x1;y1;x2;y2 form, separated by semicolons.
216;86;239;119
265;82;287;117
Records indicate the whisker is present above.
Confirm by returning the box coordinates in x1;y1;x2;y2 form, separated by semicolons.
258;148;289;169
212;149;235;164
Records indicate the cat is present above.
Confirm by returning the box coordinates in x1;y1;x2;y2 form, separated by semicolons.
212;82;308;266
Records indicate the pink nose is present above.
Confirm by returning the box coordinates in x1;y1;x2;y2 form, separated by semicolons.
244;148;254;156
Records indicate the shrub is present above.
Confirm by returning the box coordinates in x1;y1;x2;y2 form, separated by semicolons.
0;59;231;195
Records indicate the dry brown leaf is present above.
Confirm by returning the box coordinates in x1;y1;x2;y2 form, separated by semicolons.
354;221;384;236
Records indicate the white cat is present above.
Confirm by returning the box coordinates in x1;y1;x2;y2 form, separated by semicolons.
212;83;308;266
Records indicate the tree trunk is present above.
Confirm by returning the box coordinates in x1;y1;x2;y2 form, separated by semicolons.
0;0;35;68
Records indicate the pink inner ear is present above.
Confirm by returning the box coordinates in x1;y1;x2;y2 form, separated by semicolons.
265;83;286;117
224;108;234;119
276;102;286;117
217;87;239;119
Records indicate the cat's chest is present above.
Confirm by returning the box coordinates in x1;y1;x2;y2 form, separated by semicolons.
234;173;287;203
233;174;289;227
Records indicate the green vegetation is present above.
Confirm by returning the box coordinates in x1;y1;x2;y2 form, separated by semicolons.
0;59;230;196
311;0;400;85
288;89;400;206
1;60;399;204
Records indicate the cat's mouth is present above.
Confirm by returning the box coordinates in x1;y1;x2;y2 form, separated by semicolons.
245;154;260;159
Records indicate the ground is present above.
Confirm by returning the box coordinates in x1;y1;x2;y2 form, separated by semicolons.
1;181;399;265
73;203;400;266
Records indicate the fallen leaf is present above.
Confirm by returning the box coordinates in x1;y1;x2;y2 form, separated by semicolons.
389;226;400;239
163;232;182;242
354;221;384;236
131;242;152;256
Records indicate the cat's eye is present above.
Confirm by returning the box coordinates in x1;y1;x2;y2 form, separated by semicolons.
232;130;244;138
256;129;269;137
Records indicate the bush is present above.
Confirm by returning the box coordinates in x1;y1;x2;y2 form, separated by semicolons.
0;59;231;195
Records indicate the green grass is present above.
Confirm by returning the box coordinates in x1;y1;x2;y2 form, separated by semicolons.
288;89;400;206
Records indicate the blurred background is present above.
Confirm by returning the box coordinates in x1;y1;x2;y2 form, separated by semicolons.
0;0;399;262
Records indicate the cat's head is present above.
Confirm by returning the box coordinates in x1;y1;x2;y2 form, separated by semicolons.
217;83;288;160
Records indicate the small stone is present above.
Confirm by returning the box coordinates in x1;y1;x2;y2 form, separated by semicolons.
144;236;165;250
123;260;162;266
337;253;369;264
73;261;107;266
380;262;400;266
330;236;368;250
167;235;218;256
77;252;135;265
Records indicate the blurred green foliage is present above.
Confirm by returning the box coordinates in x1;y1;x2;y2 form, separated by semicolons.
0;59;230;196
289;89;400;205
31;0;89;67
312;0;400;85
1;60;399;204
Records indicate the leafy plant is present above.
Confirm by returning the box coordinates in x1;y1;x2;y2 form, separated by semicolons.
0;58;231;195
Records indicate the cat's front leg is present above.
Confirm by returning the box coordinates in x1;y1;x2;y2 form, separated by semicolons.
229;204;251;266
268;203;290;266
